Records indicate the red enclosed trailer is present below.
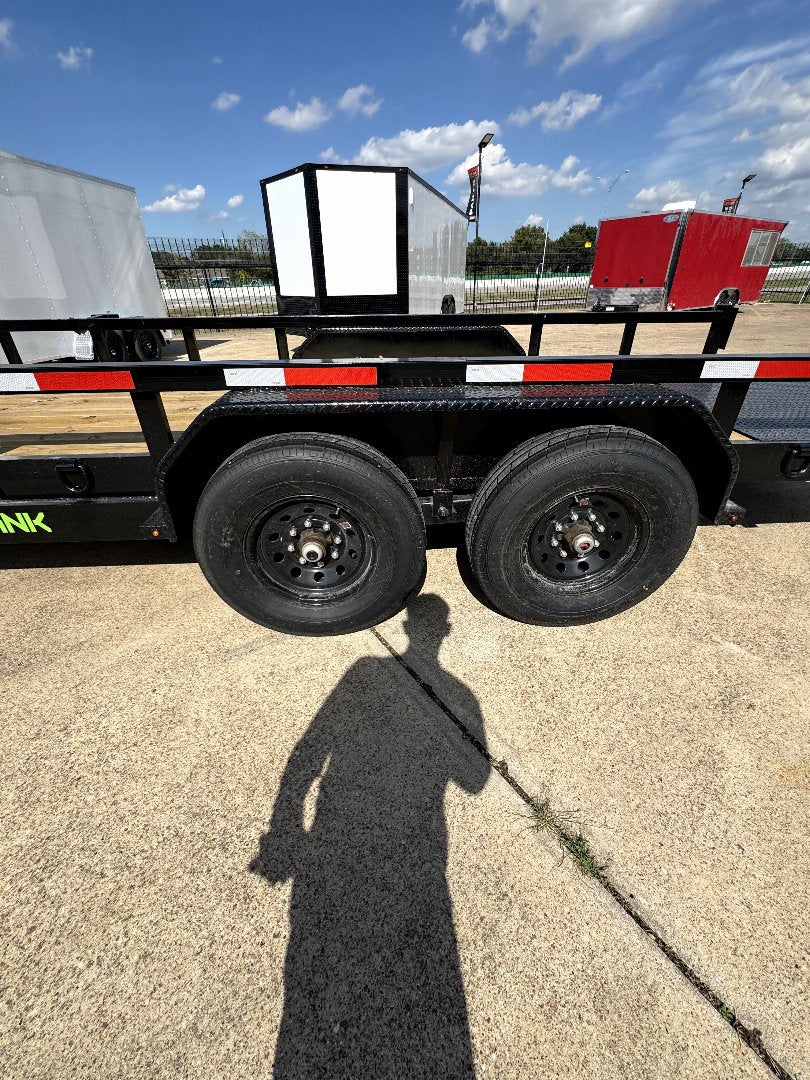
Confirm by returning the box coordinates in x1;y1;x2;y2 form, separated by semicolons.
588;210;786;311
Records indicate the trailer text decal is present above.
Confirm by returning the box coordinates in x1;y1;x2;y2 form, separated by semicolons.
0;512;52;534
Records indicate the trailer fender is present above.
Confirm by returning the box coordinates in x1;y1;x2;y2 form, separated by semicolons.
155;384;738;536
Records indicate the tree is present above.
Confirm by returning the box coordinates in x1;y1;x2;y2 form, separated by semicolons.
551;223;598;271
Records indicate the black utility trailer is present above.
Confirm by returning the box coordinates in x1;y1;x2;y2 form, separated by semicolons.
1;309;808;635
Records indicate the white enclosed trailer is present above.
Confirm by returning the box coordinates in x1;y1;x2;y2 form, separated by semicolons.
261;163;468;317
0;150;168;364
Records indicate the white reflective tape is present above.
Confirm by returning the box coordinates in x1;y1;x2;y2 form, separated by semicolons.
224;367;286;387
0;371;39;391
466;363;525;383
700;360;759;380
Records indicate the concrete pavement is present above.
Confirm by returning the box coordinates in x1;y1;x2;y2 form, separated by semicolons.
0;543;783;1078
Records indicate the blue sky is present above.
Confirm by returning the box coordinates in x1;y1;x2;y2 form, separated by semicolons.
1;0;809;242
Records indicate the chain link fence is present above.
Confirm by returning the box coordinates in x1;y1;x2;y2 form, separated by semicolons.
150;236;810;316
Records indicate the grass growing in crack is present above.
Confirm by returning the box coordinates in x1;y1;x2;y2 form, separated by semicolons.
527;798;607;882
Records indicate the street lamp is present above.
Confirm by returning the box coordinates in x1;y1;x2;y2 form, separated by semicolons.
475;132;494;240
738;172;756;210
597;169;629;218
470;132;494;313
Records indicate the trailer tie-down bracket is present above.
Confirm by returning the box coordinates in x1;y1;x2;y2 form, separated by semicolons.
55;461;94;495
782;446;810;480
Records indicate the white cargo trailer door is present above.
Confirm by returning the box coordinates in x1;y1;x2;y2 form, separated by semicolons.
263;173;315;297
316;170;397;296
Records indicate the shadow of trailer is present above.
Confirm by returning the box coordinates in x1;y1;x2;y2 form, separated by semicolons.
1;309;808;636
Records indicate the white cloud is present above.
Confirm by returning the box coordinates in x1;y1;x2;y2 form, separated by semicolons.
212;55;223;65
698;36;810;77
226;194;244;208
0;18;13;56
337;84;382;117
523;213;544;226
143;184;206;213
212;210;229;220
648;40;810;234
629;179;693;209
320;146;348;164
264;97;331;132
460;0;686;67
350;119;500;170
509;90;601;130
56;45;93;70
212;92;240;112
446;142;592;197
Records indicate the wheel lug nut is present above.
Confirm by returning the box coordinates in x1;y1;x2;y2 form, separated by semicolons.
588;512;597;522
334;535;342;545
559;549;569;558
571;512;578;521
550;538;559;547
593;540;600;548
304;518;312;528
555;523;563;533
287;543;295;553
596;524;605;533
298;556;307;565
331;549;340;559
322;522;331;532
289;527;297;537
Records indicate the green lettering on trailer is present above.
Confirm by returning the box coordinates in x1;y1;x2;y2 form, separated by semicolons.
0;511;52;534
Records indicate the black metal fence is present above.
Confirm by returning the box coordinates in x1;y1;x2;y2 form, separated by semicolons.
760;245;810;303
149;236;278;316
149;236;810;316
466;247;593;311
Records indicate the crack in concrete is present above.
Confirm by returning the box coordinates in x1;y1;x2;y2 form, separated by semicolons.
371;626;795;1080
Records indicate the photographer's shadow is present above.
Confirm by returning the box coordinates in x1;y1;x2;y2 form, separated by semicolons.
251;595;489;1079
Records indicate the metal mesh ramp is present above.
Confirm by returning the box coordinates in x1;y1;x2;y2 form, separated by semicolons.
671;383;810;444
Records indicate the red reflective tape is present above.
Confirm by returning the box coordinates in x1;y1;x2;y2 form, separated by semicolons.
522;362;613;383
284;366;378;386
754;360;810;380
35;370;136;391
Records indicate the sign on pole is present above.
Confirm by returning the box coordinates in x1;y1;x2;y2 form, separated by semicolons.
722;196;740;214
466;165;479;221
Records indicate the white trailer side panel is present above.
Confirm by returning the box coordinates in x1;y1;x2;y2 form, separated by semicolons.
0;151;166;362
407;176;466;314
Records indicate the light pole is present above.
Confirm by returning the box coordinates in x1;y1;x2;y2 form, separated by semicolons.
597;169;629;218
737;173;756;212
475;132;494;240
471;132;494;312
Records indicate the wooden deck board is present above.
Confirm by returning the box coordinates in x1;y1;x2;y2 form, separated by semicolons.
0;392;221;457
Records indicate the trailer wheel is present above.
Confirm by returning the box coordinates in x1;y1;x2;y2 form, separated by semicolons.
134;329;163;362
102;330;129;364
465;426;698;625
193;433;427;635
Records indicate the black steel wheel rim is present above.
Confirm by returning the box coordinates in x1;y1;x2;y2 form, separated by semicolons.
136;330;160;359
526;491;644;584
246;497;371;598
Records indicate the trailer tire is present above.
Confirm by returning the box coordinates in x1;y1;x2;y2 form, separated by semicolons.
465;426;698;625
102;330;129;364
193;433;427;635
133;329;163;362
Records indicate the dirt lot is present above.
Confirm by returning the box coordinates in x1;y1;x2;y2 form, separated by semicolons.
1;304;808;1078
